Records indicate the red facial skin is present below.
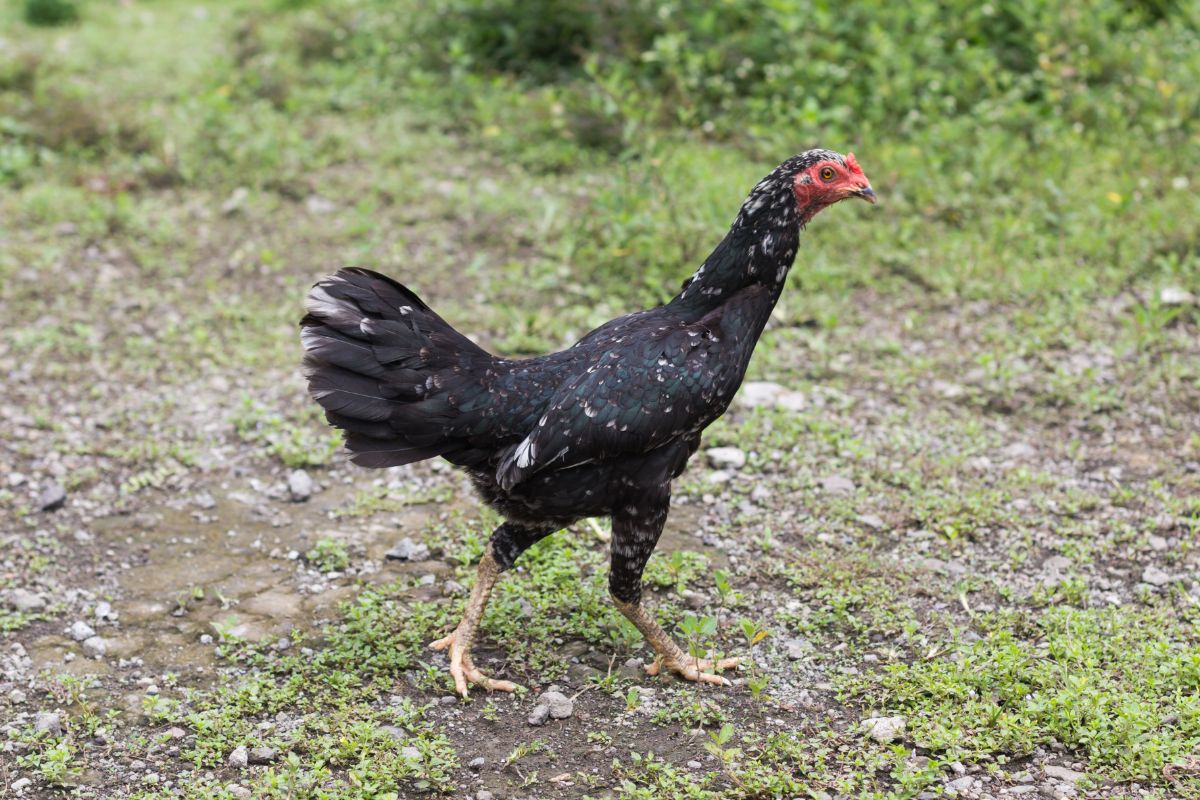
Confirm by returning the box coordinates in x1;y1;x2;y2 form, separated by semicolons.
792;151;876;217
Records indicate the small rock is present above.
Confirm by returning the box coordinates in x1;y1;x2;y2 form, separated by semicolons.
1008;786;1037;795
8;589;46;613
1160;286;1196;306
468;756;485;770
221;187;250;215
94;601;114;620
857;514;885;530
385;537;430;562
248;746;276;764
443;580;466;596
228;745;249;768
542;690;574;720
750;484;771;502
400;745;422;760
10;688;28;703
476;792;495;800
287;470;313;502
1000;442;1036;460
165;727;186;739
1043;765;1085;783
706;446;746;470
819;474;856;495
68;621;96;641
527;703;551;726
305;195;336;215
687;760;702;769
681;589;707;610
707;469;732;484
82;636;108;658
860;715;905;743
1147;534;1169;552
946;776;974;793
39;482;67;511
34;712;62;737
193;492;217;510
228;786;253;800
12;778;32;792
1142;566;1170;587
783;637;811;660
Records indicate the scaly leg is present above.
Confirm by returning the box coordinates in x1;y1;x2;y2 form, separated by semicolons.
429;544;517;697
609;494;739;686
613;598;740;685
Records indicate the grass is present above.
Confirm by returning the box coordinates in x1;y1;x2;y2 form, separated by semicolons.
0;0;1197;797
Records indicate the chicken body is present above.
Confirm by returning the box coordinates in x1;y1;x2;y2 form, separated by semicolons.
301;148;875;694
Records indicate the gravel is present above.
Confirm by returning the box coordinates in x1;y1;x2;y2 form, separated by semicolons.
385;537;430;562
1043;765;1085;783
819;474;856;495
782;637;811;660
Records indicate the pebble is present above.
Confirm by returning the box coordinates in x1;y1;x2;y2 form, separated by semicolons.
35;712;62;737
859;715;905;743
946;776;974;793
68;621;97;641
228;786;253;800
750;484;771;502
1160;286;1196;306
287;470;314;502
819;474;856;495
7;589;46;613
857;514;885;530
1147;534;1169;551
401;745;421;760
1043;765;1085;783
706;446;746;469
12;778;32;792
385;537;430;562
165;727;186;739
249;746;277;764
528;689;574;725
736;381;806;411
39;482;67;511
782;637;811;660
94;601;115;620
687;760;702;769
82;636;108;658
476;792;494;800
1008;787;1037;795
10;688;27;703
468;756;485;770
228;745;249;768
1142;566;1170;587
443;580;467;596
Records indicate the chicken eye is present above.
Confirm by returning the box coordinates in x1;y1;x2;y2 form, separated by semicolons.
819;166;836;182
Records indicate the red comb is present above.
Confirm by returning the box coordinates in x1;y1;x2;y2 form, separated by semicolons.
845;152;864;176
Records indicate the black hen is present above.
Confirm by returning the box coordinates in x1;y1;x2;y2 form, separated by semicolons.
300;149;875;694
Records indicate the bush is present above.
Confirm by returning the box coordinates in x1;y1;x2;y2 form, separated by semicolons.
23;0;79;27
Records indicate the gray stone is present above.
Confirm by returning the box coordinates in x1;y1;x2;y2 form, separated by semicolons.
400;745;421;760
527;703;551;726
857;514;885;530
385;537;430;562
750;484;772;502
946;776;974;793
1043;765;1085;783
82;636;108;658
12;778;32;792
541;690;574;719
1160;286;1196;306
468;756;485;769
819;474;856;495
860;715;905;743
706;447;746;470
68;621;96;641
287;469;314;502
1142;566;1171;587
476;792;495;800
39;482;66;511
687;759;702;768
248;746;276;764
228;745;249;768
1008;787;1037;795
34;712;61;737
1147;534;1169;552
783;637;811;660
165;727;186;740
8;589;45;613
228;786;253;800
10;688;27;703
443;580;467;596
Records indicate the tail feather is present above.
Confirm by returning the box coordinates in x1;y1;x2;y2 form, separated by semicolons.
300;268;494;468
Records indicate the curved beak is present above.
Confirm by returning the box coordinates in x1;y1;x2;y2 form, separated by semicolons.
850;185;877;204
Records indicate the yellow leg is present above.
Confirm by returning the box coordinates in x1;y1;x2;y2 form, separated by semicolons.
430;545;519;697
613;597;740;686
